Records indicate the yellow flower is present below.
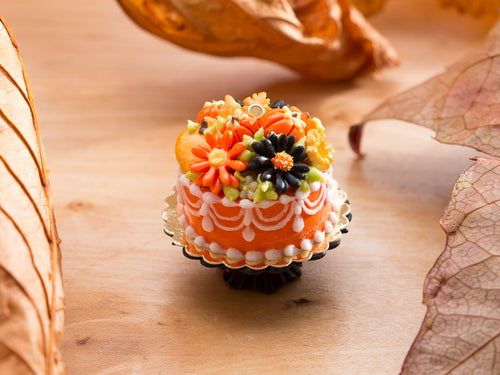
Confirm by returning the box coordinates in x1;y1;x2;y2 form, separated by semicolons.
305;129;335;171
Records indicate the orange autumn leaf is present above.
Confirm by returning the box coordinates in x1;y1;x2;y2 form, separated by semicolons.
350;0;387;16
351;0;500;18
350;23;500;157
116;0;399;81
0;16;64;374
401;157;500;375
438;0;500;18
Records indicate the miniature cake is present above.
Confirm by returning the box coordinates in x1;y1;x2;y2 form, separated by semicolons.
174;92;349;270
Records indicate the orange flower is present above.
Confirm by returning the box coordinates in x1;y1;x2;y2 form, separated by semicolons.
188;131;248;194
243;92;270;109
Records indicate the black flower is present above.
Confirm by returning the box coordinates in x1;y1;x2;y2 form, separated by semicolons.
248;132;309;193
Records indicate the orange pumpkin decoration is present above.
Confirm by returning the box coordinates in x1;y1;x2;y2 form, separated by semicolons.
196;101;224;123
224;116;261;143
257;108;305;139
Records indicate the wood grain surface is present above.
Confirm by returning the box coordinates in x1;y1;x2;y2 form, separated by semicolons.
1;0;493;374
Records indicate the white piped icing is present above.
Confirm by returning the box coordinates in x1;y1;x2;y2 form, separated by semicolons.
186;226;196;239
194;235;207;248
202;216;214;232
330;211;339;224
242;227;255;242
326;190;334;204
227;248;244;260
199;202;208;216
239;199;253;209
284;245;301;257
332;199;341;212
310;181;321;192
189;181;201;196
293;215;305;233
209;242;226;255
179;214;187;228
246;251;264;262
300;239;313;251
242;213;253;226
324;220;334;233
294;204;302;215
265;249;283;261
313;230;325;243
279;194;294;204
221;197;232;207
295;190;308;200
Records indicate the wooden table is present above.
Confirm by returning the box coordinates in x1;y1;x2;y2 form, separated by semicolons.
2;0;493;373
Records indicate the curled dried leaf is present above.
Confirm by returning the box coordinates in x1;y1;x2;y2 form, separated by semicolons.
401;157;500;374
438;0;500;18
350;0;387;16
350;22;500;157
117;0;399;81
0;16;64;374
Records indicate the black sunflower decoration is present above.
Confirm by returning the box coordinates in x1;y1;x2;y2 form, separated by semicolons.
248;132;309;193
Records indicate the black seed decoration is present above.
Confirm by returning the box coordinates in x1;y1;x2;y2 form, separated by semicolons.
236;99;244;106
284;173;301;189
275;171;287;192
199;118;208;134
261;139;275;157
277;134;288;152
261;169;274;181
286;135;296;151
249;133;309;193
291;164;309;173
267;132;278;148
270;99;290;109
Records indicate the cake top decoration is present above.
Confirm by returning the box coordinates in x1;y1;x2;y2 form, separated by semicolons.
175;92;335;203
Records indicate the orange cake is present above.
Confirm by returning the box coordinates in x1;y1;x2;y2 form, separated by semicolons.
174;93;350;270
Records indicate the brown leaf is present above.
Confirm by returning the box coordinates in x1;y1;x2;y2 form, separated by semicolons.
116;0;399;81
350;22;500;157
401;157;500;375
0;16;64;375
350;0;387;17
438;0;500;18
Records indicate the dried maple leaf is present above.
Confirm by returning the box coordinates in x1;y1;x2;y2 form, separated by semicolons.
438;0;500;18
0;16;64;375
116;0;399;81
401;157;500;374
350;22;500;157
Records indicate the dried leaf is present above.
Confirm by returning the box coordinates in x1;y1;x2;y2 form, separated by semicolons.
438;0;500;18
350;0;387;17
0;16;64;375
350;23;500;157
401;157;500;374
117;0;399;81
